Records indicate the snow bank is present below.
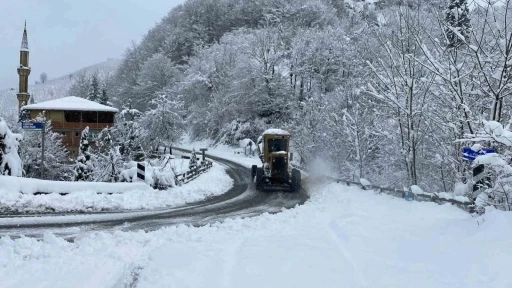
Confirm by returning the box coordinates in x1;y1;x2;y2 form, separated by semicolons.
410;184;424;194
359;178;371;187
0;163;232;213
1;182;510;288
0;175;152;195
409;185;471;203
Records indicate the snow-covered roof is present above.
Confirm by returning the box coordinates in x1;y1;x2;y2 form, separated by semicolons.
263;129;290;136
21;96;119;112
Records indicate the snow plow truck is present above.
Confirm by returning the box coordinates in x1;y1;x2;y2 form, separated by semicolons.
251;129;301;192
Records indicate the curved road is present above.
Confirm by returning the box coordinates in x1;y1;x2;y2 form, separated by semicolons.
0;151;309;239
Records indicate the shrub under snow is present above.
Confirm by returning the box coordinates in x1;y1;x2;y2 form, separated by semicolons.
119;161;176;188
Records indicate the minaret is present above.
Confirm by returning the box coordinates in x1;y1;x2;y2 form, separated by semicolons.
17;21;31;111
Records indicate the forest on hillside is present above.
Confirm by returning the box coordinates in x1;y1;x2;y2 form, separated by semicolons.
109;0;512;198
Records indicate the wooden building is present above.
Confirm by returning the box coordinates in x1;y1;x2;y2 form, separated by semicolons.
21;96;119;155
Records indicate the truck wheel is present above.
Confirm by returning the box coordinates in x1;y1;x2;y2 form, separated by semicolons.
291;168;301;192
256;167;264;191
251;165;257;179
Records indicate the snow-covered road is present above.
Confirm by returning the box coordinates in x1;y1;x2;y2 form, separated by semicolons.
0;151;308;239
1;181;509;288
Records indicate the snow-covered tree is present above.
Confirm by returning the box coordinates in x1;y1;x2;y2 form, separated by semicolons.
134;53;177;111
69;71;90;99
91;128;122;182
73;127;93;181
445;0;470;49
140;89;186;150
366;6;435;186
469;2;512;123
40;72;48;84
88;73;101;102
326;87;388;180
463;120;512;212
0;118;23;177
413;8;475;185
21;114;71;180
100;88;109;106
189;148;198;170
112;104;144;162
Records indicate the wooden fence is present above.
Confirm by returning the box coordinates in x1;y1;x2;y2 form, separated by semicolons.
173;160;213;187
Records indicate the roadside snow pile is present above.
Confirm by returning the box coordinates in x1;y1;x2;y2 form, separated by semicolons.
0;175;152;195
1;182;510;288
0;162;232;213
359;178;371;187
435;192;471;203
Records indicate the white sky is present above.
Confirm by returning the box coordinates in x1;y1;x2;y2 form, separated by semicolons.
0;0;185;90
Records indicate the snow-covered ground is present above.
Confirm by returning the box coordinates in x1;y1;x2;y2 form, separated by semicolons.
0;161;232;213
1;181;510;288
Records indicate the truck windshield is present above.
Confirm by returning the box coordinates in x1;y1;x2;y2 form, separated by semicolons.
268;138;287;152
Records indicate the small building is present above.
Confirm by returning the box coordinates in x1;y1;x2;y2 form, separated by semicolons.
21;96;119;156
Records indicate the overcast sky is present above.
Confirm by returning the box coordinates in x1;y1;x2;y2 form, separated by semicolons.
0;0;185;90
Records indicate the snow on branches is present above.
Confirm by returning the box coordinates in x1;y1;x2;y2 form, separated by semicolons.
21;115;71;180
73;127;93;181
140;89;185;150
0;118;23;177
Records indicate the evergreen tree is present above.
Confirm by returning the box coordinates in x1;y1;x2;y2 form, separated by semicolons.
88;73;101;102
100;88;109;106
189;148;198;170
445;0;471;48
74;127;93;181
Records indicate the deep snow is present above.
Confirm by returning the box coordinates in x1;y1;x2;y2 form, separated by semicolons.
0;162;232;213
1;182;510;288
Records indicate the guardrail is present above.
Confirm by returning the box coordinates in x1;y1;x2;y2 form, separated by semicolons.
291;163;475;213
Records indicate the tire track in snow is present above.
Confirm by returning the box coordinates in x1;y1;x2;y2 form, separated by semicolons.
328;218;369;287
